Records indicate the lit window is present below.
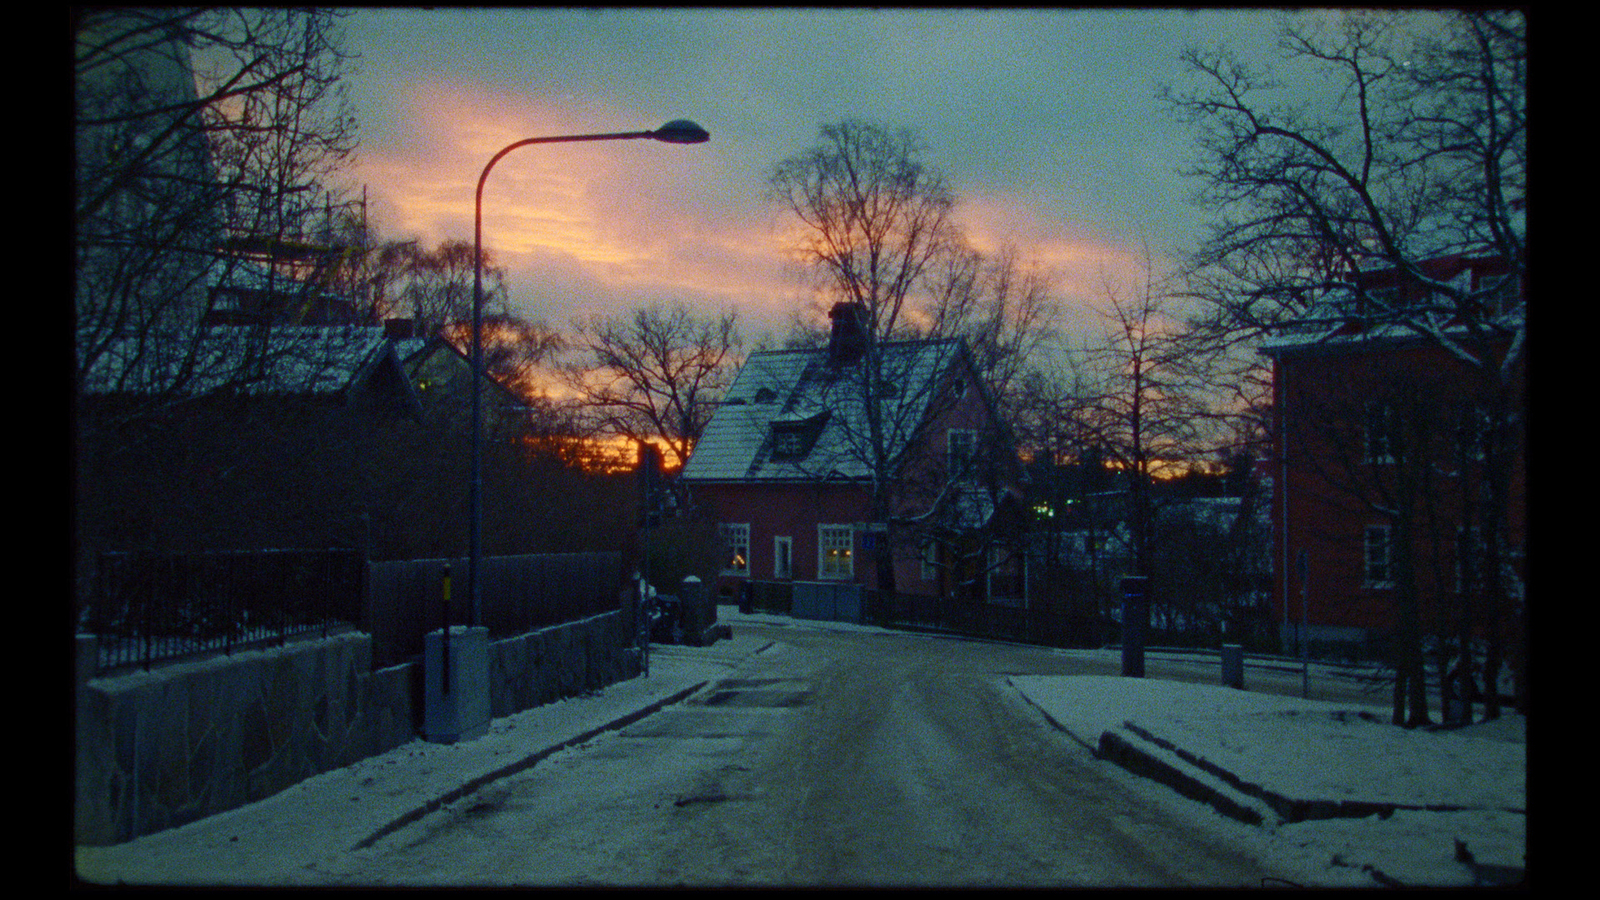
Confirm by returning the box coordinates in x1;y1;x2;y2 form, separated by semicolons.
819;525;853;580
719;523;750;576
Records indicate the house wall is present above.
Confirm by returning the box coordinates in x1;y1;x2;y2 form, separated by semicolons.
75;610;638;846
692;481;873;599
1270;336;1525;650
688;350;1018;606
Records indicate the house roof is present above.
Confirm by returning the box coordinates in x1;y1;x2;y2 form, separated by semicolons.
1259;253;1524;359
682;338;968;483
80;325;415;405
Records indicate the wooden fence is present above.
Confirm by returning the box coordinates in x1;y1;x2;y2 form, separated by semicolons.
364;552;624;669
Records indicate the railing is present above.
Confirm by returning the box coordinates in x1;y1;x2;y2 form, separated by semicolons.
84;549;364;674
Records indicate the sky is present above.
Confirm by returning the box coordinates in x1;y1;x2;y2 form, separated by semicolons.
330;7;1343;346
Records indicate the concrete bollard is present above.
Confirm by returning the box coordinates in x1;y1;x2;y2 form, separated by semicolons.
424;625;490;743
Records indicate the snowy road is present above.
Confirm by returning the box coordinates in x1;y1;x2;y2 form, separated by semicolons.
306;623;1305;887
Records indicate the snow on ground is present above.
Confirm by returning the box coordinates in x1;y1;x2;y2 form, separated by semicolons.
1010;671;1526;888
75;613;1528;889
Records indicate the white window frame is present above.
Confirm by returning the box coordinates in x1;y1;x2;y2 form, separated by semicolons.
719;523;750;576
773;535;793;580
818;524;854;580
1363;524;1393;588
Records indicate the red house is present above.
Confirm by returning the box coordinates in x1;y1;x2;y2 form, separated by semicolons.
1259;254;1526;664
680;304;1022;618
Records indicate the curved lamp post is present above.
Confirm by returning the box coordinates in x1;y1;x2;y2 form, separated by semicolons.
467;119;708;626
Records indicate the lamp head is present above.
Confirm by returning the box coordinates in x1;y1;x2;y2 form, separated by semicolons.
652;119;710;144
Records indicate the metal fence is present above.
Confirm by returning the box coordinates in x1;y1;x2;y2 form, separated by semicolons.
85;549;365;674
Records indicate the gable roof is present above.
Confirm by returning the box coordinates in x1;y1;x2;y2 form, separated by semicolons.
682;338;969;483
80;325;421;413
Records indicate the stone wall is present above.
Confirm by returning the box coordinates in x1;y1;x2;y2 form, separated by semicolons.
75;609;639;846
74;632;414;846
486;610;639;717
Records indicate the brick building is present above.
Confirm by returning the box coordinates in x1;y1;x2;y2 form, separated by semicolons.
1259;254;1526;661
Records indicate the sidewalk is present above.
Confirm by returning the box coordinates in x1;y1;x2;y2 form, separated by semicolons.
73;632;766;887
75;611;1527;888
1007;672;1526;888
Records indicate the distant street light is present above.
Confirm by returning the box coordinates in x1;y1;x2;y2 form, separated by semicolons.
467;120;708;627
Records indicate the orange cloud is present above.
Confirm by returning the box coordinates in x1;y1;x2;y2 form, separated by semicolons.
352;77;796;329
960;190;1168;310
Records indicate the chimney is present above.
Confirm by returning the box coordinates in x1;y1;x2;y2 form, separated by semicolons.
384;318;416;339
827;302;868;367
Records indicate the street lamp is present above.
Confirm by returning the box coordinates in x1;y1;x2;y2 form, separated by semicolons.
467;119;708;627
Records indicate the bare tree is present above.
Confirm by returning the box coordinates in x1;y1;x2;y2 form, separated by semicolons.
562;302;743;472
368;239;510;339
769;120;1061;602
75;8;360;412
1081;253;1220;581
1166;9;1526;719
928;242;1063;428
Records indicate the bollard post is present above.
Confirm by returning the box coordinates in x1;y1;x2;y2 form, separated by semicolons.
1221;643;1244;689
1120;576;1148;678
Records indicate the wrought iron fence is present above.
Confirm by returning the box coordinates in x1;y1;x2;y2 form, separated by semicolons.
84;549;364;674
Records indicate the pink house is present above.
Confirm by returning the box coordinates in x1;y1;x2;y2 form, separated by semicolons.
680;305;1022;615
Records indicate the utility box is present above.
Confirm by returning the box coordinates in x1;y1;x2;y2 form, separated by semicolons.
1221;643;1244;689
424;625;490;744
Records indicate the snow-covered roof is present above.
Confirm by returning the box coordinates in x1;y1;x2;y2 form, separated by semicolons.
81;325;406;400
682;339;967;483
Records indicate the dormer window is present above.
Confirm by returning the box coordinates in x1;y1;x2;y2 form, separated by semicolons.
754;387;777;404
769;408;830;461
773;428;808;458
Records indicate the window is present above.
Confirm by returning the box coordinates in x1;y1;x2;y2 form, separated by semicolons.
774;535;793;580
920;539;940;582
1454;404;1491;464
948;429;976;478
818;525;854;580
1363;525;1393;588
769;410;829;461
773;428;807;458
1455;526;1485;594
719;523;750;576
1363;402;1399;464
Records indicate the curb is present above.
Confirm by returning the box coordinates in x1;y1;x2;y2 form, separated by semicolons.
1095;729;1270;826
1094;723;1527;889
350;679;710;851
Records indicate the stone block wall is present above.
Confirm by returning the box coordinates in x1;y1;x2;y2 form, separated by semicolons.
486;610;639;717
74;632;415;846
75;610;640;847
